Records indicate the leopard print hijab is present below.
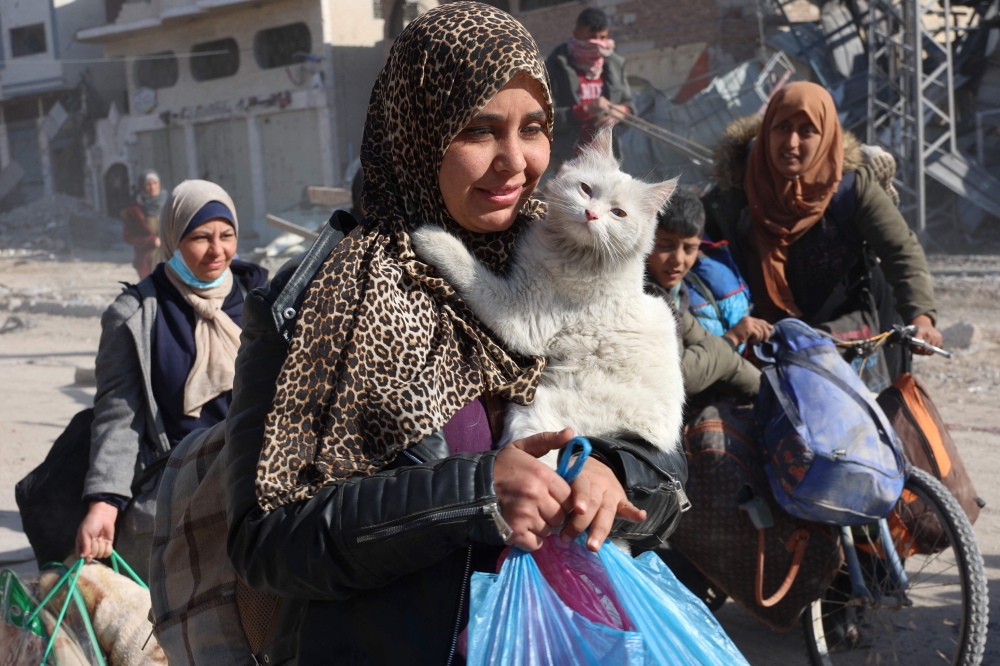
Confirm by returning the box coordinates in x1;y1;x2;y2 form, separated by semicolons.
256;3;552;511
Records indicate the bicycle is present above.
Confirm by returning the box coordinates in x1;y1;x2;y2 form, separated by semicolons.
801;325;988;665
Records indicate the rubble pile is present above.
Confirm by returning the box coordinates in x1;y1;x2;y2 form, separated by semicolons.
0;194;123;254
0;281;108;318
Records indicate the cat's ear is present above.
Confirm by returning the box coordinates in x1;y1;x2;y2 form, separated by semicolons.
587;127;616;163
642;177;679;219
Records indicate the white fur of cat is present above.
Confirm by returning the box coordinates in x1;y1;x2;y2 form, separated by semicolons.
411;128;685;456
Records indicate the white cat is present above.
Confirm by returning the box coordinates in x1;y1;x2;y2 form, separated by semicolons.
411;128;684;456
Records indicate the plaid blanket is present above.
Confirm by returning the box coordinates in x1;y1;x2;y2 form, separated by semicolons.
148;421;257;665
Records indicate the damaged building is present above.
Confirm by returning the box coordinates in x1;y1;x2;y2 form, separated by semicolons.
0;0;126;212
79;0;387;243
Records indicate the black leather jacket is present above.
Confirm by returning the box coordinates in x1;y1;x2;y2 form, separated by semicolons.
225;214;689;665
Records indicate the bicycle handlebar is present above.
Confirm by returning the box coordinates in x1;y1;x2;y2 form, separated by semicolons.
887;325;953;359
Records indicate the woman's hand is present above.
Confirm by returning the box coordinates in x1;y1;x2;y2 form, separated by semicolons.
494;428;647;552
75;501;118;563
560;458;646;552
909;314;943;355
494;429;575;552
724;316;773;347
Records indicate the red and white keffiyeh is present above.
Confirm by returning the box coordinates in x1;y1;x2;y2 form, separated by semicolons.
567;36;615;80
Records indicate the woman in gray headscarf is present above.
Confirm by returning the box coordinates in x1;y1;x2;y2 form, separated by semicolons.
121;170;167;279
77;180;267;580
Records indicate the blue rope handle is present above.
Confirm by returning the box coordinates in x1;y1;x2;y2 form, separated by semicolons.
556;437;592;483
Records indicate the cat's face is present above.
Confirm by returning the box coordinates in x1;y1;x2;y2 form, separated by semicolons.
544;129;676;267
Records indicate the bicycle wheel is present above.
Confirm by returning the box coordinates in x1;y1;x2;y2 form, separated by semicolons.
803;467;988;666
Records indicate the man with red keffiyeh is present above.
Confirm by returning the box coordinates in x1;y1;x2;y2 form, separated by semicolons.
546;7;634;166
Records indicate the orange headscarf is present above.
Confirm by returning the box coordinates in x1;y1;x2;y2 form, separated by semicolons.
744;81;843;318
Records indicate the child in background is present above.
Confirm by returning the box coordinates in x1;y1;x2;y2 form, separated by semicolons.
646;188;765;401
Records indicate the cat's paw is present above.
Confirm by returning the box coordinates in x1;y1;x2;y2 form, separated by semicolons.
410;225;477;289
410;225;458;263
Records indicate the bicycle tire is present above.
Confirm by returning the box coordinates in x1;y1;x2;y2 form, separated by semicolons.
803;467;988;666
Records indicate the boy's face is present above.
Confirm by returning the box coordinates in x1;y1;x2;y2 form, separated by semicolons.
647;229;700;290
573;26;610;41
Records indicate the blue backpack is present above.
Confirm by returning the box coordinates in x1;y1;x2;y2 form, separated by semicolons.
684;240;752;349
755;319;907;526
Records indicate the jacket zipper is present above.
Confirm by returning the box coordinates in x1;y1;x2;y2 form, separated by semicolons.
672;478;693;513
890;387;942;479
355;501;512;544
445;546;473;666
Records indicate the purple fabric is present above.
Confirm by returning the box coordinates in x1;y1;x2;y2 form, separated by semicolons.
443;397;493;455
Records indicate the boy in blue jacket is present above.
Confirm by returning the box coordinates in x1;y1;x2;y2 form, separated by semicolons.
646;188;765;400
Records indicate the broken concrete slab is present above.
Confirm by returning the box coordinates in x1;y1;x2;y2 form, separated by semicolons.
2;298;106;318
942;321;982;350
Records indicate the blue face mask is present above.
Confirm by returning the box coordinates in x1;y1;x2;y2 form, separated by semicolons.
168;249;229;289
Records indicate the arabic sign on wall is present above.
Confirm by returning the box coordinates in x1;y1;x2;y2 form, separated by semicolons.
158;91;293;125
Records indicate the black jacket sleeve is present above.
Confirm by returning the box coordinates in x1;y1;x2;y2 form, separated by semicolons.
224;253;508;601
586;437;689;543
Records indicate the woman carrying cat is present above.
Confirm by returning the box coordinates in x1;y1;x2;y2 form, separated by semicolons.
703;82;940;382
224;4;684;664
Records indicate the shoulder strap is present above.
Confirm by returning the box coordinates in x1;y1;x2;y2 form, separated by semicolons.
684;270;724;324
481;391;505;447
761;364;805;433
826;171;857;227
270;211;351;338
235;277;248;300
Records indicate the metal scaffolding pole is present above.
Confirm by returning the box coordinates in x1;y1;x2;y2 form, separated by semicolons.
867;0;959;233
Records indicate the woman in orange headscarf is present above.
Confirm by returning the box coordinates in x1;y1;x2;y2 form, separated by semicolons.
703;81;941;385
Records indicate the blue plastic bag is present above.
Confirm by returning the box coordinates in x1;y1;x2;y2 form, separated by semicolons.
599;543;750;666
467;438;750;666
467;545;650;665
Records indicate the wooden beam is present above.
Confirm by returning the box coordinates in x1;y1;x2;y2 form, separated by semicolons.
265;214;320;242
307;186;352;208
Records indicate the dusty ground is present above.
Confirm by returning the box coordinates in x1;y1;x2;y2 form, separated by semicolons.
1;251;998;664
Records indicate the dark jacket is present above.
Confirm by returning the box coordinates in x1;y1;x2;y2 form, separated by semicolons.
85;260;265;581
702;116;936;327
546;41;634;163
224;214;689;665
85;260;266;503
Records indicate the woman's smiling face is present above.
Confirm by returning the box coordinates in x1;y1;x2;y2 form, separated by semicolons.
438;72;550;234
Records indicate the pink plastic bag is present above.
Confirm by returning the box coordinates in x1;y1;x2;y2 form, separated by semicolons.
532;535;634;631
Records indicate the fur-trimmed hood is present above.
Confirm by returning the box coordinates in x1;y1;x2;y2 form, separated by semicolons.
712;114;863;192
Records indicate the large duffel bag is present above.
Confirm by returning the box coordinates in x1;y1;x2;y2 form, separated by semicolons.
669;402;843;631
877;373;983;554
149;422;295;666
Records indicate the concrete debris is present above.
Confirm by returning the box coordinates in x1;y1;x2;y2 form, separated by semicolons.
0;315;31;335
0;282;108;318
0;194;125;254
621;52;796;183
941;321;982;350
